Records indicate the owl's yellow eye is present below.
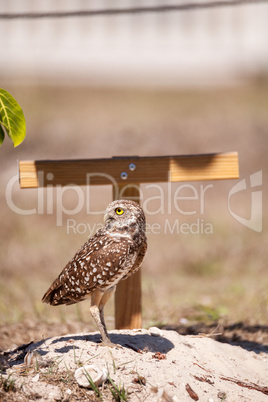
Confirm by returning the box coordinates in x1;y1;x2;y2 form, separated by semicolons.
115;207;124;215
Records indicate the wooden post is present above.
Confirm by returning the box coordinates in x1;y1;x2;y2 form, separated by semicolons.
113;184;142;329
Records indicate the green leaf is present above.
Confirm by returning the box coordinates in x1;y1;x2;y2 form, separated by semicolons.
0;123;5;146
0;88;26;147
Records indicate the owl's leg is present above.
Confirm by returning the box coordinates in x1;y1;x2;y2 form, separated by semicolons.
90;288;116;347
99;286;116;341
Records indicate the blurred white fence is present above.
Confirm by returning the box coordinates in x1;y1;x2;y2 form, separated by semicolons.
1;0;268;86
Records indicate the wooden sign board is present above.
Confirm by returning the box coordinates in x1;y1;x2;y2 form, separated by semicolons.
19;152;239;188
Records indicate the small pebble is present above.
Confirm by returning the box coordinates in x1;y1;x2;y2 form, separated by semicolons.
149;327;163;337
32;374;39;383
75;365;108;388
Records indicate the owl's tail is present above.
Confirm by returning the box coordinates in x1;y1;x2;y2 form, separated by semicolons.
42;279;75;306
42;280;61;305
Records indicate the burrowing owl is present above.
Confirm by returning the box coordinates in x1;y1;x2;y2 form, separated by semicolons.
42;200;147;346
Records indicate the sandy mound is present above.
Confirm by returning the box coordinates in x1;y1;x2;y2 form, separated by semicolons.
1;329;268;401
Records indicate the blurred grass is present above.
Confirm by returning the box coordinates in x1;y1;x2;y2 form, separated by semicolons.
0;80;267;333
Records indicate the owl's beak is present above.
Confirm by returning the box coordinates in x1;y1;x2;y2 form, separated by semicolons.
104;212;112;223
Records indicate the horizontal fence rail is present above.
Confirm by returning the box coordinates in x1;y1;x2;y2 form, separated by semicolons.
19;152;239;189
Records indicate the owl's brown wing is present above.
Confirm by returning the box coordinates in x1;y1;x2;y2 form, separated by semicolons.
42;228;139;306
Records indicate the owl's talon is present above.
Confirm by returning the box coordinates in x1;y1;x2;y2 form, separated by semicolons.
100;340;122;349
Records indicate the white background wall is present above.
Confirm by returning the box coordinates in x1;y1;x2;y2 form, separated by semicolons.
1;0;268;86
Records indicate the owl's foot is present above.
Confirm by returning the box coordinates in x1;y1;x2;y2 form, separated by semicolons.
100;339;122;349
99;337;122;349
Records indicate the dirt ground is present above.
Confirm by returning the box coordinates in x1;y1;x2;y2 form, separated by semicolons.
0;326;267;402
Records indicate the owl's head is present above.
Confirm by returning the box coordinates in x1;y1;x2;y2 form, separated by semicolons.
104;199;146;239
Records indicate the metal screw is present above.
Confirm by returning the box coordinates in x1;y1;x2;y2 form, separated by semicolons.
120;172;128;180
46;173;54;181
129;163;136;171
